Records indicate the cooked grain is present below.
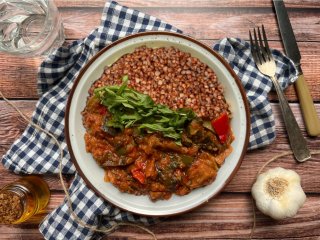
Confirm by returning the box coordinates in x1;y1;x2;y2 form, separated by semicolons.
89;46;230;120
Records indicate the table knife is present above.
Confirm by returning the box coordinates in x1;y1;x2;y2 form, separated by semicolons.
273;0;320;137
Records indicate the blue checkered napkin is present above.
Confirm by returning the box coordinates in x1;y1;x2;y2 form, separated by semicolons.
1;1;298;239
2;1;178;239
39;174;159;240
213;38;298;149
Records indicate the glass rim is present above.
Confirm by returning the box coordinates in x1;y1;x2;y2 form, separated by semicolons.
0;0;63;55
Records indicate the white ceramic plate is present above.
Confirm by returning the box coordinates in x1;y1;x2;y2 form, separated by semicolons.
65;32;250;216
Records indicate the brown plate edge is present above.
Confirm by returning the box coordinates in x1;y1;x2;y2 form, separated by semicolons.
64;31;251;217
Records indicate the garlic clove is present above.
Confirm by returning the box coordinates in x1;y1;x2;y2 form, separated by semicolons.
267;199;288;220
280;169;300;183
284;185;306;216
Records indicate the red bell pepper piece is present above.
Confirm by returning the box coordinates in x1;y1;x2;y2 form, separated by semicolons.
136;161;145;170
211;112;230;144
131;160;146;184
131;169;145;184
98;106;107;115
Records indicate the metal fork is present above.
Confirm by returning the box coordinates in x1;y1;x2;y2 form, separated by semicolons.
249;25;310;162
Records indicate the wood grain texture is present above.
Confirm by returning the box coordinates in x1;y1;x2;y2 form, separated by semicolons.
0;5;319;98
55;0;320;8
1;192;319;239
57;8;320;41
0;55;42;99
108;194;320;239
0;164;72;192
0;101;35;145
1;41;320;100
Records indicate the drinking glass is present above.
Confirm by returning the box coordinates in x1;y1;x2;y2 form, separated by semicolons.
0;0;65;57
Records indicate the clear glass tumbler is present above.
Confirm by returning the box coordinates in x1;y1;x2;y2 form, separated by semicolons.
0;0;65;57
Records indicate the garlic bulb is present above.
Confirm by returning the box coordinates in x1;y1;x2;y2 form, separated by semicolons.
251;167;306;220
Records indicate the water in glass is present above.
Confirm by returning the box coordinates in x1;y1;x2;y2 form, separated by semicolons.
0;0;64;56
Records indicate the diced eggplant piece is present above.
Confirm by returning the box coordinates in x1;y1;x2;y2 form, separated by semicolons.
179;154;194;167
187;119;203;136
185;152;218;189
181;132;193;147
84;133;134;167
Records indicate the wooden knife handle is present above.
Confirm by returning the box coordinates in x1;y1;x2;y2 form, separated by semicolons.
295;74;320;136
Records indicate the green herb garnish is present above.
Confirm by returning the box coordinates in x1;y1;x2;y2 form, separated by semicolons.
94;76;196;144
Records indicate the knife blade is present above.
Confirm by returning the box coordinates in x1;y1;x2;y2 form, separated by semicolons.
273;0;320;137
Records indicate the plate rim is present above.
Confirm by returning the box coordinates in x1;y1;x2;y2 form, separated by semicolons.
65;31;251;216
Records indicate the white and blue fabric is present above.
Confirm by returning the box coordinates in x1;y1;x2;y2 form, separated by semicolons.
1;1;298;239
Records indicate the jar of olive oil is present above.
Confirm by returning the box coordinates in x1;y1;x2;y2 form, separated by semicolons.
0;176;50;224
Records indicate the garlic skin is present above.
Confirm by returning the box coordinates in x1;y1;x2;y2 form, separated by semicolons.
251;167;306;220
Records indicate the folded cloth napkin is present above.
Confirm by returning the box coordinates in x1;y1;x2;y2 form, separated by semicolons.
1;1;298;239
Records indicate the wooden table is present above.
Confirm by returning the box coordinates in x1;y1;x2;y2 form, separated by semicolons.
1;0;320;239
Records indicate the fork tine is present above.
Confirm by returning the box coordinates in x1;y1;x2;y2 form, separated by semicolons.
262;24;272;60
257;26;267;63
249;30;260;65
253;28;263;65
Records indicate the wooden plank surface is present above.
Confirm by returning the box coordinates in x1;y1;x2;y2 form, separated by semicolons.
58;7;320;41
1;41;320;100
1;0;320;239
0;192;319;239
1;5;319;99
110;194;320;239
55;0;320;8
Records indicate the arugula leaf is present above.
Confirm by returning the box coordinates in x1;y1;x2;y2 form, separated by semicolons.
94;76;196;143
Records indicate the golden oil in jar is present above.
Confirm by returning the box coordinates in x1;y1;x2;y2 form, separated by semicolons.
0;176;50;224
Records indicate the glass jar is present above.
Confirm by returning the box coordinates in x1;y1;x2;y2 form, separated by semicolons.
0;176;50;224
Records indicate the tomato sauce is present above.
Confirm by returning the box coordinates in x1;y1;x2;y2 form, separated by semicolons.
82;96;233;201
